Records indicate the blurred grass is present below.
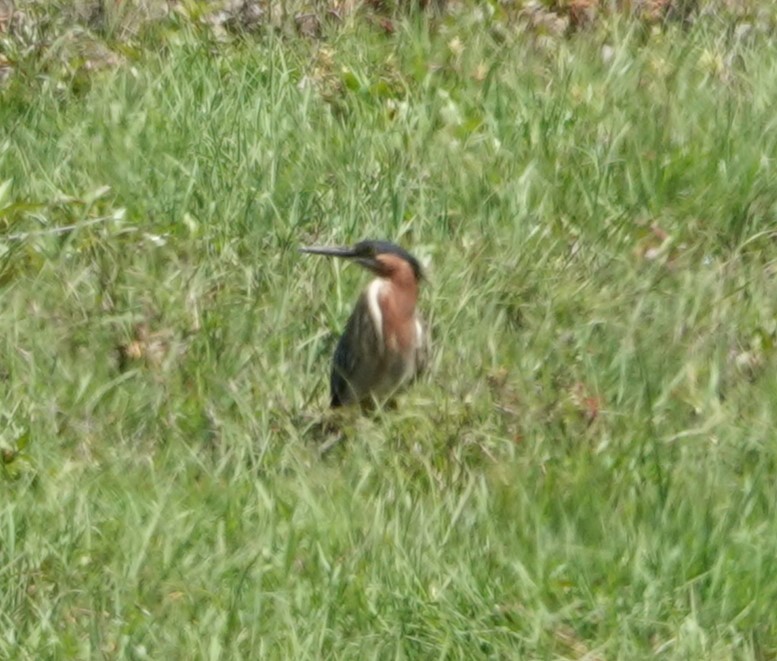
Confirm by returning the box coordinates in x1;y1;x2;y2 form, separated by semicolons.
2;1;777;658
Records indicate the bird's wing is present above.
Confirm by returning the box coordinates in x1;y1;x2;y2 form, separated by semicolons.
330;293;381;407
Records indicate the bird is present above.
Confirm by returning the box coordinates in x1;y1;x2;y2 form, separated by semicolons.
300;239;429;409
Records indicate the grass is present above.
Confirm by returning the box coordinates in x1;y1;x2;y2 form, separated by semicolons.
2;5;777;658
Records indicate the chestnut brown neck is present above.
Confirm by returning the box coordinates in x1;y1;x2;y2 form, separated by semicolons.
377;254;418;316
374;255;419;353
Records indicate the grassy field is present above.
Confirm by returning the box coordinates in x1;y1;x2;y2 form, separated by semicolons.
2;3;777;658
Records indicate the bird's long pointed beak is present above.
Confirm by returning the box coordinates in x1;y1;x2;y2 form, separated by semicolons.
299;245;358;259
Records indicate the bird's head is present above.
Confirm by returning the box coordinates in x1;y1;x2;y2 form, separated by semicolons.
300;239;424;283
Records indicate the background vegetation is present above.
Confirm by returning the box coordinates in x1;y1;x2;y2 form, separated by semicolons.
2;0;777;657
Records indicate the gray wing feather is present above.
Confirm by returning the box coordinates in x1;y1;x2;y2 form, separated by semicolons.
330;295;380;407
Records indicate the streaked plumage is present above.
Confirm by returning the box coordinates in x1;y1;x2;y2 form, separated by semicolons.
301;240;428;409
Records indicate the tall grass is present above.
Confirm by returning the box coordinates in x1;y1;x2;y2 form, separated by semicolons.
1;8;777;658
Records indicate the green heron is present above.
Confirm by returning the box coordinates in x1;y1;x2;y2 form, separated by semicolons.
301;240;429;408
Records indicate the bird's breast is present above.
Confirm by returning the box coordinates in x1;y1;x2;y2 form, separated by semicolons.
377;285;418;353
352;277;422;399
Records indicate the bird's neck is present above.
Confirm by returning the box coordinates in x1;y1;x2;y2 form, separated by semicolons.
380;275;417;318
373;276;418;355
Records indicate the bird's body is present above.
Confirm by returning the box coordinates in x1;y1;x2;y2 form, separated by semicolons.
301;240;428;409
331;276;427;407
